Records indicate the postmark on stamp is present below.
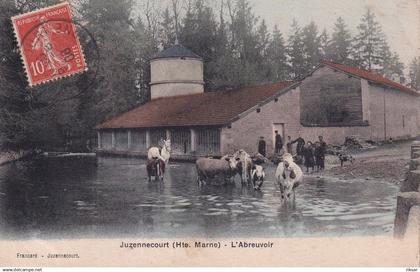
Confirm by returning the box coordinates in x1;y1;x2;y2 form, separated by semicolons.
12;2;87;87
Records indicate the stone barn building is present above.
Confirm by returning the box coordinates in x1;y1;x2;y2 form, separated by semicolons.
95;44;420;159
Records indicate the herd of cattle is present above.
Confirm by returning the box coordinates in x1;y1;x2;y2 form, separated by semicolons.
196;150;303;200
146;140;304;200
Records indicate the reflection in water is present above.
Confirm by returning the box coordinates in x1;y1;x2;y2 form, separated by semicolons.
0;156;398;239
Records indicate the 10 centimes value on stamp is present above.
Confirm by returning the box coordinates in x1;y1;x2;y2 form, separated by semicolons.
11;1;87;87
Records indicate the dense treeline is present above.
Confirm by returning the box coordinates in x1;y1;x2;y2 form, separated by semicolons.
0;0;419;151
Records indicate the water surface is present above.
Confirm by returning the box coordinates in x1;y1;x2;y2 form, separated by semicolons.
0;156;398;239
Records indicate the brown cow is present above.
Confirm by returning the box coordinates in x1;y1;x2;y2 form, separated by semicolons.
146;159;165;181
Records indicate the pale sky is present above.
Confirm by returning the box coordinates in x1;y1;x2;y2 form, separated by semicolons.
251;0;419;66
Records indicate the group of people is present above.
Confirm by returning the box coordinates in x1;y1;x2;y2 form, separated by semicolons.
299;136;327;173
258;132;327;173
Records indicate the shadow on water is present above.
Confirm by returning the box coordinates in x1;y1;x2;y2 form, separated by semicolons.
0;156;398;239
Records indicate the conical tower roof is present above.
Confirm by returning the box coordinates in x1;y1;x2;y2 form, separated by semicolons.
151;43;202;60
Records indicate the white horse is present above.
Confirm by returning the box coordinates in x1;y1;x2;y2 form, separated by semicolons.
275;153;303;200
147;139;171;164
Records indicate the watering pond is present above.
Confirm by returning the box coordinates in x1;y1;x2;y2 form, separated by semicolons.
0;156;398;239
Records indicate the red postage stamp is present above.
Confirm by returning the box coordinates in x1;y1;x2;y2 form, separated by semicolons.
12;2;87;87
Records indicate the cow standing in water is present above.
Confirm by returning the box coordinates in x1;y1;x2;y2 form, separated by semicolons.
251;165;265;190
146;159;165;181
233;149;253;185
147;139;171;165
275;153;303;200
196;156;240;186
146;139;170;181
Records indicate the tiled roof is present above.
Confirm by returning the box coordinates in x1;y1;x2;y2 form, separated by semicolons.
96;81;293;129
322;60;419;96
151;44;202;60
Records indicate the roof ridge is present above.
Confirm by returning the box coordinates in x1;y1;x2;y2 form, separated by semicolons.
321;59;418;96
322;59;372;73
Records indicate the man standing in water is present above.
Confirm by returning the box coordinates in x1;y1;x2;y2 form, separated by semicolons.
317;135;327;170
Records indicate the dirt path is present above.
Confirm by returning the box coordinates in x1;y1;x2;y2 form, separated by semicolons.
307;140;413;184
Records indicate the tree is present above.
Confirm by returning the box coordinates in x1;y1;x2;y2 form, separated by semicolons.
390;52;404;80
328;17;352;64
179;0;219;89
159;7;176;48
301;21;322;73
225;0;263;86
134;1;161;102
380;47;404;81
209;0;234;89
134;16;158;103
266;25;288;81
409;57;420;91
78;0;140;122
319;28;329;60
170;0;182;38
287;19;305;79
0;0;30;150
139;0;160;46
0;0;88;151
255;19;271;79
353;10;387;70
15;0;60;12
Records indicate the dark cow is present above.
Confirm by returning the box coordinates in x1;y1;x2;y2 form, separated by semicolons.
146;159;165;181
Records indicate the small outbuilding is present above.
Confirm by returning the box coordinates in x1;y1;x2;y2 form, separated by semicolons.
95;44;420;159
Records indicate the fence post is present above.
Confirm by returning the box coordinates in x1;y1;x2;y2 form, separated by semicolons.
146;130;150;148
97;131;101;149
127;130;132;150
190;128;197;152
111;131;116;150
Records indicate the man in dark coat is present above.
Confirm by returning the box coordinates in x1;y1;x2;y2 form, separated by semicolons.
274;131;283;154
286;136;293;154
258;136;266;157
317;135;327;170
291;137;305;156
303;141;315;173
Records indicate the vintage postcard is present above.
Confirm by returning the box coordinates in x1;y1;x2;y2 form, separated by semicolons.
0;0;419;268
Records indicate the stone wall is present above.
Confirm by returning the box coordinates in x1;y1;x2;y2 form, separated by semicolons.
367;84;420;141
394;141;420;238
221;87;302;156
221;86;374;155
222;67;420;154
300;66;364;126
